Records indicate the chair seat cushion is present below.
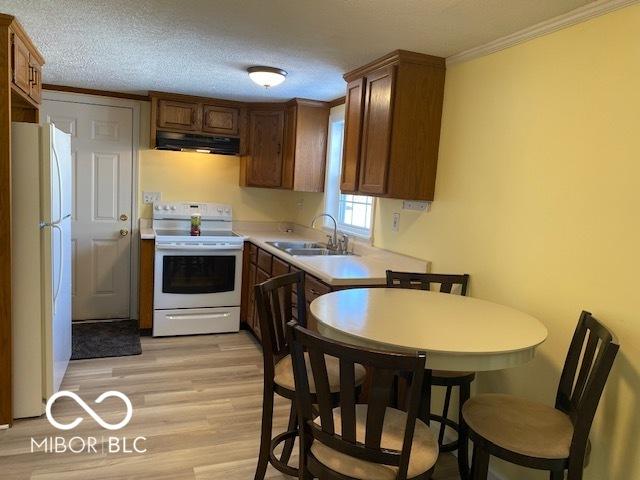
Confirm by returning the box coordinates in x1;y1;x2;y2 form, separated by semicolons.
310;405;439;480
462;393;574;459
273;353;366;393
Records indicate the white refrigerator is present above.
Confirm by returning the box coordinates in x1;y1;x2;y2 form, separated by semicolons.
11;122;72;418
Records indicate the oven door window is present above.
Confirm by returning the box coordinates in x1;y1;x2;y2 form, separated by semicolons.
162;255;236;294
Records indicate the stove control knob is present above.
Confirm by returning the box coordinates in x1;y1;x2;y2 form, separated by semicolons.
217;207;223;213
163;205;169;210
154;205;160;210
224;208;231;214
170;205;176;211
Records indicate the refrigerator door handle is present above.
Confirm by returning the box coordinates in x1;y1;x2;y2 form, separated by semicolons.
51;131;63;224
51;223;63;313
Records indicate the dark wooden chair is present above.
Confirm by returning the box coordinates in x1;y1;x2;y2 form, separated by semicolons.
254;271;366;480
386;270;475;476
287;320;439;480
463;310;619;480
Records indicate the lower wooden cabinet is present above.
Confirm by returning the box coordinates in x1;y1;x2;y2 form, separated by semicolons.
241;241;374;341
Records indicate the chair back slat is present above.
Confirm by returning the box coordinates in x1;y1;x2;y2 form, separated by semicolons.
386;270;469;296
308;349;335;436
287;321;427;478
255;271;307;370
365;367;394;449
555;311;619;449
570;330;599;409
339;358;357;443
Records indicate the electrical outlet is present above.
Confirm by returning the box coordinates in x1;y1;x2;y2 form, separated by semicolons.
402;200;430;211
143;191;161;205
392;212;400;232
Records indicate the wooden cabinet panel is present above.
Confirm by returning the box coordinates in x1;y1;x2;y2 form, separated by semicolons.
202;105;239;136
272;257;290;277
292;102;329;192
11;32;30;95
257;249;272;274
341;78;365;193
249;243;258;264
281;105;297;189
138;239;154;330
157;99;202;131
359;66;395;195
246;110;285;188
28;58;41;104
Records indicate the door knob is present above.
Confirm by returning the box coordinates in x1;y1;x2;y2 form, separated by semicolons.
120;229;129;237
120;214;128;221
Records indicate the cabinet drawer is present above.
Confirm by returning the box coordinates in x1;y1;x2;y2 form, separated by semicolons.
257;249;272;274
203;105;239;136
272;257;290;277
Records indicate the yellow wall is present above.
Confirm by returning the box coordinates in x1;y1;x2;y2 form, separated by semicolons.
295;6;640;479
139;148;299;220
372;6;640;479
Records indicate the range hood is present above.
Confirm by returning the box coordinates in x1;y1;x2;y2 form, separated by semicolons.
156;131;240;155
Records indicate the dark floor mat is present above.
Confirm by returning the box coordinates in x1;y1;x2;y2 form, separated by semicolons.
71;320;142;360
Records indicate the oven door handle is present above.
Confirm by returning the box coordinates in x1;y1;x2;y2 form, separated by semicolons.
156;243;241;251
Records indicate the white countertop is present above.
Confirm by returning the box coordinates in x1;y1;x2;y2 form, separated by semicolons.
234;224;429;286
139;220;429;286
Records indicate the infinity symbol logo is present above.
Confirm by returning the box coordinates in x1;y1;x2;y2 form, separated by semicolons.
46;391;133;431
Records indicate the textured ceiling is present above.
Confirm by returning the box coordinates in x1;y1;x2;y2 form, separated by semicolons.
0;0;592;101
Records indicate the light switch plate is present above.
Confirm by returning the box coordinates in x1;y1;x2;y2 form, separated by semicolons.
143;191;161;204
402;200;430;211
392;212;400;232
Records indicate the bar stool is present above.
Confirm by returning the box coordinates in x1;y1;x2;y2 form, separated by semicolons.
386;270;474;477
254;271;366;480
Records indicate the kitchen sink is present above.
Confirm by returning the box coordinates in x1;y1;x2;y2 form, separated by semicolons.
266;241;356;256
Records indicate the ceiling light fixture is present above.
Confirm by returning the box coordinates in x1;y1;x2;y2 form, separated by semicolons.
247;66;287;88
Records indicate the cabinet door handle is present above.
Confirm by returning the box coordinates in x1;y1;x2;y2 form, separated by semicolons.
277;142;281;155
28;65;33;84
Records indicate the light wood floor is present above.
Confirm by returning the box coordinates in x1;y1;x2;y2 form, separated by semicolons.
0;332;460;479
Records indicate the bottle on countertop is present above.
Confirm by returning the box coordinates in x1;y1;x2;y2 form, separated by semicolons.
190;213;201;236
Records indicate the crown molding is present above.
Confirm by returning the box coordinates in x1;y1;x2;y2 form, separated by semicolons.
447;0;639;66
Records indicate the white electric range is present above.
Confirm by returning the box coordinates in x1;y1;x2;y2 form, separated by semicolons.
152;201;246;336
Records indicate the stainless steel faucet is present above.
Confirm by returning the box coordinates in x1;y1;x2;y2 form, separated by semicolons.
311;213;338;251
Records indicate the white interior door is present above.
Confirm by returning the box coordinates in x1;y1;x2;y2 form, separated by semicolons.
42;100;134;320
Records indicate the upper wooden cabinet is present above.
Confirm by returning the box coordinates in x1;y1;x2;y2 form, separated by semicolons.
157;99;202;132
244;109;285;188
203;104;239;136
241;99;329;192
341;50;445;201
150;92;245;151
282;99;329;192
3;14;44;109
341;79;365;193
150;92;329;192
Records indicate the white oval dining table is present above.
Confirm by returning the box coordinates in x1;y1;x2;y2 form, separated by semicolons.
310;288;548;372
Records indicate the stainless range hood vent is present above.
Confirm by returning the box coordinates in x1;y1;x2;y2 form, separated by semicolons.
155;131;240;156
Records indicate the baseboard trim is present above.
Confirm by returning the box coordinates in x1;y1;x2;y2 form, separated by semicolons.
447;0;638;66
